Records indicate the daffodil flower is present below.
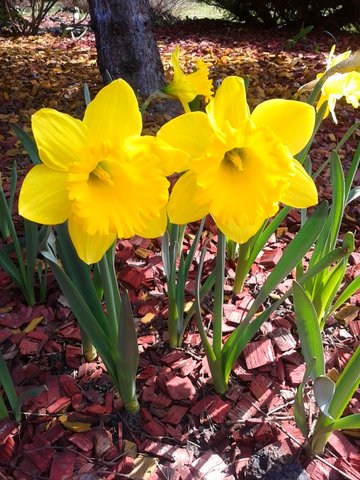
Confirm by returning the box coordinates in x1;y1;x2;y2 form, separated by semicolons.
19;79;187;264
158;76;318;244
317;45;360;123
162;46;213;112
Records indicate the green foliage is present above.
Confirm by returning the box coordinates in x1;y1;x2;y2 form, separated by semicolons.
42;225;140;412
195;0;360;30
0;0;58;36
293;285;360;454
0;161;47;306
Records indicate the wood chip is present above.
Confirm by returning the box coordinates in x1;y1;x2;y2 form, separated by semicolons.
244;339;276;369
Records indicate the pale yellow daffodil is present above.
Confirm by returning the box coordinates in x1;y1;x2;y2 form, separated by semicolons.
317;45;360;123
158;76;318;244
19;79;187;264
162;46;213;112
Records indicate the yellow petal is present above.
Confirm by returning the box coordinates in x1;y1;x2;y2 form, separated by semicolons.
157;112;213;158
162;47;213;112
206;76;249;131
213;215;265;244
83;79;142;145
167;171;210;224
125;135;190;176
19;165;70;224
184;59;213;101
281;160;318;208
32;109;89;171
137;206;168;238
171;46;184;84
68;216;116;264
251;99;315;155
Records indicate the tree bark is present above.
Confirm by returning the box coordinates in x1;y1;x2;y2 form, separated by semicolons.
88;0;164;97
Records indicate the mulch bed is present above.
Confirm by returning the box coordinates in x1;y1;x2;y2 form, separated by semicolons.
0;16;359;480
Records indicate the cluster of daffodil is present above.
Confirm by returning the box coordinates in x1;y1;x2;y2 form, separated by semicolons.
4;46;359;448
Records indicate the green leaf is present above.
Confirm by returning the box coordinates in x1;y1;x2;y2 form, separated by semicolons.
294;358;317;438
344;135;360;202
314;376;336;418
327;414;360;432
116;288;139;409
224;201;328;358
311;414;360;452
83;82;91;106
41;236;115;378
330;274;360;314
11;124;41;165
293;282;324;379
328;344;360;421
0;353;21;421
161;231;171;280
55;223;109;334
329;151;345;249
222;242;351;381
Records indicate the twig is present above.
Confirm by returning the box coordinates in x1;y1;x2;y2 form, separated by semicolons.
228;392;356;480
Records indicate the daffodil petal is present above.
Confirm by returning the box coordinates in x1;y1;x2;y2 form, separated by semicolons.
83;79;142;145
281;160;318;208
158;112;213;158
206;76;249;131
213;215;265;244
125;136;190;175
68;217;116;264
137;206;168;238
19;165;70;224
167;172;210;224
251;99;315;155
32;109;89;171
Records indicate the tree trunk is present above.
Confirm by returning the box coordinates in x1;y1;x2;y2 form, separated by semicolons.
88;0;164;98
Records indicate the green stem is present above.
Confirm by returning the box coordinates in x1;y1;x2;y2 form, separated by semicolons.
233;239;252;294
195;247;227;395
213;230;226;359
98;248;119;339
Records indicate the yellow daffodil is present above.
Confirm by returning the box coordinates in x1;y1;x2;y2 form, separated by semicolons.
158;76;318;243
19;79;187;264
162;46;213;112
317;45;360;123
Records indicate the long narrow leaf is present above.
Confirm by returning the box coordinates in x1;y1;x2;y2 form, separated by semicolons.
345;140;360;202
329;152;345;249
116;289;139;410
222;233;349;377
330;275;360;314
223;201;328;362
0;353;21;421
11;124;41;165
328;344;360;421
55;223;109;333
41;240;115;377
293;282;325;380
294;358;317;438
